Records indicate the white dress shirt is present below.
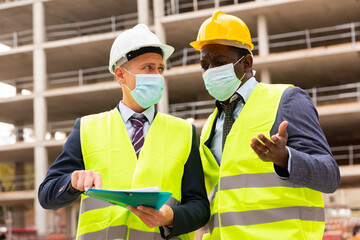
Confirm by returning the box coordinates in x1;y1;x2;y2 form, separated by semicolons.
118;101;155;139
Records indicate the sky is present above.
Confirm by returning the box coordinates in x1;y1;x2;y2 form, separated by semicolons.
0;43;14;145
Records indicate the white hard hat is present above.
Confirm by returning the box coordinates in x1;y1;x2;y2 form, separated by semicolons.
109;23;174;74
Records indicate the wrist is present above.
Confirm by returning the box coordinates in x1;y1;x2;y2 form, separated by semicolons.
274;151;289;169
162;205;174;226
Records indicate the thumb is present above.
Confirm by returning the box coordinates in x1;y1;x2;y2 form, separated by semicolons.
278;121;288;138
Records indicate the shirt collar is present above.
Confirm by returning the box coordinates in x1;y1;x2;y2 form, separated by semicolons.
119;101;155;124
215;77;258;111
235;77;258;103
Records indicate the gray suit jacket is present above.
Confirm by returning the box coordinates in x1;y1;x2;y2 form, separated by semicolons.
271;86;340;193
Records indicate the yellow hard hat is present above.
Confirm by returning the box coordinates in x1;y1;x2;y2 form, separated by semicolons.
190;10;254;51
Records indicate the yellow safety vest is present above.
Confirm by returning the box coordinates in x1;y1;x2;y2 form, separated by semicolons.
200;83;325;240
76;108;194;240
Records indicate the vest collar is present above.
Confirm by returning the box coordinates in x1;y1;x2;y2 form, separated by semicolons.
215;77;258;114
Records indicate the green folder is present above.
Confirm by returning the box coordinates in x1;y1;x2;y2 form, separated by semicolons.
84;188;173;210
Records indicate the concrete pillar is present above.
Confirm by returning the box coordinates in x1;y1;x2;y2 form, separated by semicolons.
214;0;220;9
33;0;48;237
46;210;56;233
153;0;169;113
62;207;74;236
65;207;71;235
137;0;150;25
70;205;78;237
260;68;271;84
34;119;48;237
257;14;271;84
257;14;269;56
159;79;170;114
153;0;166;44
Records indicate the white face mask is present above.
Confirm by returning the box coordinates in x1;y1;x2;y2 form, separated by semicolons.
202;56;245;101
123;68;164;108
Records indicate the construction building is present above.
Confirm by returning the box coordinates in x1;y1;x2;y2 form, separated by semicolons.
0;0;359;238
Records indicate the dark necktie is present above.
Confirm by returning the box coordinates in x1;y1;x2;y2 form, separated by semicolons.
130;114;146;157
222;94;241;150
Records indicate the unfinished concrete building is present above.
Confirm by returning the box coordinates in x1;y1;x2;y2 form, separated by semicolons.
0;0;359;238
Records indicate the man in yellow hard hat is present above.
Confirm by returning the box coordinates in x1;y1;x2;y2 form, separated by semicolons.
191;10;340;239
39;24;210;240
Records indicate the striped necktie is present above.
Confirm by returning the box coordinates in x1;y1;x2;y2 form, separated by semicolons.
222;94;241;150
130;114;146;157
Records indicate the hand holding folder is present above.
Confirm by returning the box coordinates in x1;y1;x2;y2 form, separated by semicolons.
84;187;172;210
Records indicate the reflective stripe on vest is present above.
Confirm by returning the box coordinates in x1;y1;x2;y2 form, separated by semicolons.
77;108;193;240
200;83;325;239
78;225;181;240
221;172;303;189
208;206;325;229
209;172;304;203
78;225;127;240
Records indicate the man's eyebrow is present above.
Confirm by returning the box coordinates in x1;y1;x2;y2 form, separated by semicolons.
141;62;165;68
201;54;229;61
141;62;156;66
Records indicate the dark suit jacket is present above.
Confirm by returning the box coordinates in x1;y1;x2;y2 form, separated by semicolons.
271;86;340;193
209;86;340;193
38;107;210;239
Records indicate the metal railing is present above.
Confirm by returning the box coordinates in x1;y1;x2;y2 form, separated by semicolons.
0;66;113;97
167;47;199;68
0;29;32;48
47;120;75;134
0;173;34;192
1;76;33;90
47;66;113;88
267;22;360;53
169;100;215;119
331;145;360;166
0;13;138;48
167;21;360;67
1;65;360;109
164;0;254;15
307;82;360;106
46;12;138;41
169;82;360;119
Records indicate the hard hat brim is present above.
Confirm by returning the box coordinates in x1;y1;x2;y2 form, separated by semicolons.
190;39;254;52
109;43;174;74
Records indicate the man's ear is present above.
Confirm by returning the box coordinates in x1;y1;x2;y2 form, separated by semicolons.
244;54;253;73
114;66;126;84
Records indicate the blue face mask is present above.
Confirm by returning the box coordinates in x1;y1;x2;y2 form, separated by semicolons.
123;69;164;109
202;56;245;101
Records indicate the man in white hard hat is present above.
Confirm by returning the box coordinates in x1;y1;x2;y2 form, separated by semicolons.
191;11;340;239
39;24;210;240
